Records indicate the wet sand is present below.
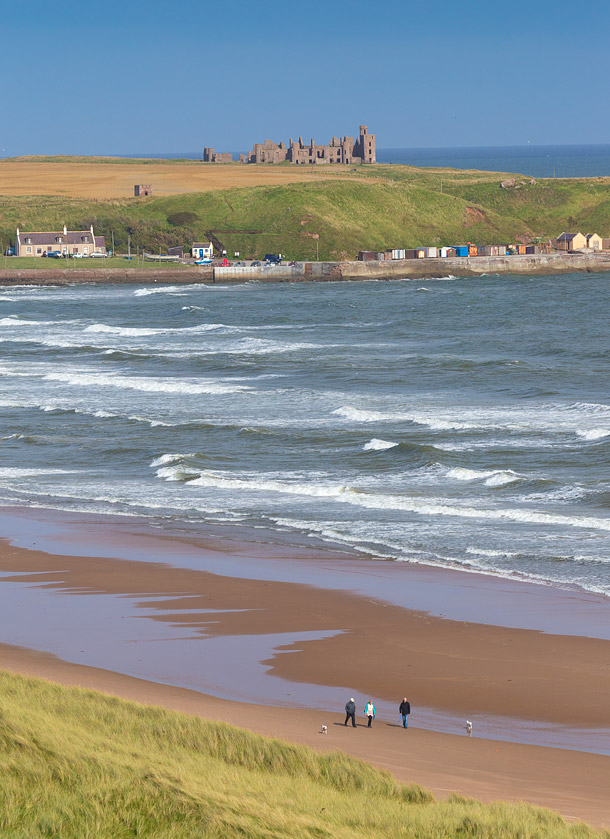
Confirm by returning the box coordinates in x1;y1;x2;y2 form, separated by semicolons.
1;511;609;824
1;533;609;729
1;642;609;827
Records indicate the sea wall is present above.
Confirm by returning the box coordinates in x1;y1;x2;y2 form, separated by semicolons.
1;253;609;286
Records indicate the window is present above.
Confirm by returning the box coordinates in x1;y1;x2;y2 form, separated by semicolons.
37;248;42;254
56;236;63;243
25;237;32;244
83;246;88;253
26;247;32;253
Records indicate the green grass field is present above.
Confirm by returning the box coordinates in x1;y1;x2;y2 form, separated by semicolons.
1;160;609;261
0;256;193;270
0;671;606;839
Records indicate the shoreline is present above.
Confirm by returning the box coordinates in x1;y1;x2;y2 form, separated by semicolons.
2;643;610;827
0;506;609;739
1;252;610;285
1;504;609;822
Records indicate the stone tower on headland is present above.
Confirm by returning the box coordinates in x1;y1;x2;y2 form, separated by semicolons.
203;125;376;165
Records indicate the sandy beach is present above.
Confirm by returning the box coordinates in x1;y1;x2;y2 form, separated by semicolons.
0;509;609;825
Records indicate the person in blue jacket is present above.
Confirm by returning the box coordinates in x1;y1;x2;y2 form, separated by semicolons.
364;700;376;727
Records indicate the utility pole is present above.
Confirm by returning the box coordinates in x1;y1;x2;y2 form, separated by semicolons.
128;234;131;260
440;178;443;194
316;237;319;261
112;230;115;258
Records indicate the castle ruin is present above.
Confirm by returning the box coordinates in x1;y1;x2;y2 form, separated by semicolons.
203;125;375;165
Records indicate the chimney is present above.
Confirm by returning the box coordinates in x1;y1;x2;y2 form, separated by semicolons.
63;224;67;236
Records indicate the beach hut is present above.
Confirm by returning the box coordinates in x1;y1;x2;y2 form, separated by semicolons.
404;249;417;259
392;248;406;260
515;243;526;255
454;246;469;257
426;246;438;258
586;233;603;251
358;251;376;261
415;247;427;259
439;246;457;258
468;244;478;257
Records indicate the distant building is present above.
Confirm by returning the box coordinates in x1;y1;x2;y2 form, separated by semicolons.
15;225;104;256
192;242;214;259
134;184;153;196
586;233;603;251
210;125;376;166
555;232;587;251
203;148;233;163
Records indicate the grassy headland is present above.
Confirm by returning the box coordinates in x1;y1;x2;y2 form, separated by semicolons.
1;157;610;260
0;670;606;839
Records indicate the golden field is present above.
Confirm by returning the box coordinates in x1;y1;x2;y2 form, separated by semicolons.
0;156;370;199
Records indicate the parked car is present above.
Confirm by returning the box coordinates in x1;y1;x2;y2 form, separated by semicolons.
71;252;84;258
251;260;261;266
264;253;281;264
89;251;108;258
44;251;63;258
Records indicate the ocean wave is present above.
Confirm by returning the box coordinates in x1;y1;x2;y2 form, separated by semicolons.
84;322;227;337
154;468;610;533
43;371;251;395
133;286;188;296
576;428;610;441
446;467;522;487
333;406;387;422
0;467;79;478
363;438;399;451
0;316;68;327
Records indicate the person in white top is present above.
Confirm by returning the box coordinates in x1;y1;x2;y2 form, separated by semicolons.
364;700;376;727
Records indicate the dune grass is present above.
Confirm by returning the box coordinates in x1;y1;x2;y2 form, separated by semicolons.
0;671;606;839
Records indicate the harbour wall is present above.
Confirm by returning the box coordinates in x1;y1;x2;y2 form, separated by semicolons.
1;253;610;286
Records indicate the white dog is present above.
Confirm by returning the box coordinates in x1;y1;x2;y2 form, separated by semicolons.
465;720;473;736
321;724;328;735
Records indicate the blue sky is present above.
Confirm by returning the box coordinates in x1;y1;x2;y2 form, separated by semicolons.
2;0;609;155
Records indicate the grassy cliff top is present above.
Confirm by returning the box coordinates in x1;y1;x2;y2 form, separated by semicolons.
1;160;609;260
0;671;605;839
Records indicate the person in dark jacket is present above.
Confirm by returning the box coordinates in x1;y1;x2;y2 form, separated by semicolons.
399;697;411;728
344;698;356;727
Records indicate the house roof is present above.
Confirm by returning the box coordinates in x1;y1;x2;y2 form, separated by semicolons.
19;230;95;245
192;242;212;248
557;232;582;242
586;233;600;239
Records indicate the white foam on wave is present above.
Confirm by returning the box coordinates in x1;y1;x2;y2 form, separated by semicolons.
84;322;226;338
133;286;187;296
150;453;197;468
466;547;523;559
333;406;387;422
446;467;521;487
85;323;166;337
156;468;610;534
576;428;610;441
0;316;63;328
43;371;250;395
363;438;399;451
0;467;79;478
332;405;484;430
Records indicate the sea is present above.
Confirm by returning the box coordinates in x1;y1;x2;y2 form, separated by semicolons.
112;144;610;179
1;274;609;598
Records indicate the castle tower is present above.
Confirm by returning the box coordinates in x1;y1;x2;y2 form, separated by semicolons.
358;125;376;164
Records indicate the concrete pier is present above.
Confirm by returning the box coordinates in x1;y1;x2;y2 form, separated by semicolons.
0;253;609;287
